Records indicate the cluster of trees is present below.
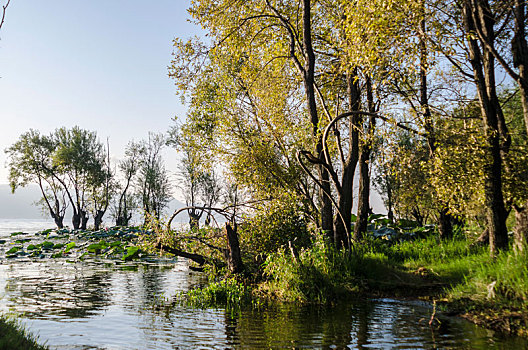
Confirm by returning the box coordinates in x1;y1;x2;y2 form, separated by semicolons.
6;128;173;230
167;0;528;256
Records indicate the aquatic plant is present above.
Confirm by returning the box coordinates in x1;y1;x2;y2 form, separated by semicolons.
183;278;252;308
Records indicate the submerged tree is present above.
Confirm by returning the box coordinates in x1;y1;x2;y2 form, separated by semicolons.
113;141;142;227
169;123;222;229
52;127;109;230
6;127;109;229
6;130;67;228
136;133;172;223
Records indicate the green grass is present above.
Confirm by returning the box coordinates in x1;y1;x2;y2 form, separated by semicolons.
380;236;490;283
448;249;528;310
0;316;47;350
259;234;494;303
181;277;253;308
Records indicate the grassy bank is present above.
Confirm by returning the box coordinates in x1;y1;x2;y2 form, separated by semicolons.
0;316;47;350
178;233;528;336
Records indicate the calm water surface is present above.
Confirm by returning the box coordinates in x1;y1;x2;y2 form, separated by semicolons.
0;220;526;349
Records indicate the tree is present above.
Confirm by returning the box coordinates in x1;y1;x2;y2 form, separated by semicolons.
52;127;108;230
6;130;68;228
113;141;142;227
457;0;511;253
136;133;172;223
169;123;223;229
464;0;528;252
88;140;112;231
172;0;389;250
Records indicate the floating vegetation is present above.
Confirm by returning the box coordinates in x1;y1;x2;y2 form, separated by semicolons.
0;226;158;264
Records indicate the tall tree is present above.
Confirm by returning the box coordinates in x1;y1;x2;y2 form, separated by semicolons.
459;0;510;253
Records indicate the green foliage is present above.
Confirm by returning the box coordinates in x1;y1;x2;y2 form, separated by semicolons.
262;234;363;302
6;246;21;254
63;242;76;253
183;278;252;308
449;250;528;311
6;126;111;229
240;200;311;259
134;133;172;222
122;246;140;261
0;316;47;350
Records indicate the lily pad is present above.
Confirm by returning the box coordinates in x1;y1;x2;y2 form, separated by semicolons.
10;232;25;236
6;246;22;254
122;246;140;261
41;241;55;250
64;242;76;253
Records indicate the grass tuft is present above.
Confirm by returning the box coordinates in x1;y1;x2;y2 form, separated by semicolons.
0;315;47;350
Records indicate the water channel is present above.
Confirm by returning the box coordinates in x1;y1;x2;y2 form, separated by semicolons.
0;220;526;349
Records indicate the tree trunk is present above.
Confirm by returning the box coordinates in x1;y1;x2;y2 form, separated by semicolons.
53;214;64;229
80;210;89;230
473;228;489;247
300;0;333;241
485;138;509;253
224;222;243;274
438;208;453;240
94;210;104;231
334;70;361;248
72;211;81;230
512;0;528;254
513;204;528;253
354;76;376;241
462;0;509;254
354;149;371;241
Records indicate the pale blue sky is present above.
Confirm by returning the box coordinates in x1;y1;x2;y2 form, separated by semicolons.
0;0;199;186
0;0;387;215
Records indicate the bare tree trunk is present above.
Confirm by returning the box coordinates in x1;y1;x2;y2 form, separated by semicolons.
224;222;243;274
53;214;64;229
438;208;453;240
513;206;528;253
512;0;528;253
354;150;371;241
297;0;334;240
354;76;376;241
334;70;361;248
462;0;509;254
81;210;89;230
94;210;104;231
72;211;81;230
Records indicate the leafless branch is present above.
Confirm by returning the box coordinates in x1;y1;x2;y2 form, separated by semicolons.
0;0;11;32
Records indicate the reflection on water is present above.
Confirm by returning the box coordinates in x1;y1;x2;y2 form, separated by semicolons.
0;222;525;349
0;258;526;349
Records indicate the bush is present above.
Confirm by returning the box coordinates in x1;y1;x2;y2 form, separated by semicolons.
239;201;311;260
261;234;364;302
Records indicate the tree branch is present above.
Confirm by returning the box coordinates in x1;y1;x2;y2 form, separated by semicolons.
154;241;207;266
0;0;10;32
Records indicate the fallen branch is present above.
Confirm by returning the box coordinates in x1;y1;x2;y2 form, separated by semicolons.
155;241;207;266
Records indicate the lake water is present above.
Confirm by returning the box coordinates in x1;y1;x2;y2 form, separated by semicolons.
0;220;526;349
